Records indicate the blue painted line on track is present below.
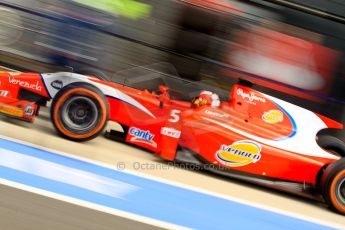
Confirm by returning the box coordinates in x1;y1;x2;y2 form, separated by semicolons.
0;138;336;230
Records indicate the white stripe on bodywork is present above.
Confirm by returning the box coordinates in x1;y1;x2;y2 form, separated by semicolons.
203;93;339;159
41;72;155;118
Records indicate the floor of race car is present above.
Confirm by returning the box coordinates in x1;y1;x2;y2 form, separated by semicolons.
1;105;345;229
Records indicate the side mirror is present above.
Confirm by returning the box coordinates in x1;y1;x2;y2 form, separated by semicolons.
159;85;169;94
158;85;170;108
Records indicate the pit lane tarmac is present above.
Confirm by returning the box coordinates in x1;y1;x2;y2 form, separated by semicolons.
0;184;162;230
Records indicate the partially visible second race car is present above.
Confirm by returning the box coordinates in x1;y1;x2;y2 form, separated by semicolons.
1;66;345;214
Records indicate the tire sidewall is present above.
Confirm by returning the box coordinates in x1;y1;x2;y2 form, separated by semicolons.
321;158;345;214
318;135;345;157
51;82;108;141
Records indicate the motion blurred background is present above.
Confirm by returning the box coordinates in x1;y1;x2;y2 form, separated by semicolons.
1;0;345;135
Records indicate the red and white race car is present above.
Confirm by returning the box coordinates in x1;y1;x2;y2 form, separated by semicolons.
1;64;345;214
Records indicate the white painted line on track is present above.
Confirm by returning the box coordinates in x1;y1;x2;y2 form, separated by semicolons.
1;134;344;230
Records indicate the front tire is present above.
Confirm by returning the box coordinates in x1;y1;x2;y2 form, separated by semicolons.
51;83;108;142
321;158;345;214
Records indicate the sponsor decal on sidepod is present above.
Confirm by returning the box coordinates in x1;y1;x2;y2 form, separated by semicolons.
216;140;261;167
262;110;283;124
161;127;181;138
236;88;266;104
129;127;157;147
204;110;229;118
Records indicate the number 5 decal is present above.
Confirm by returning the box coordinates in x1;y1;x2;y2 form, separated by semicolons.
169;109;181;123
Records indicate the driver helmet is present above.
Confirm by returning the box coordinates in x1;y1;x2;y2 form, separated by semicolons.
194;91;220;107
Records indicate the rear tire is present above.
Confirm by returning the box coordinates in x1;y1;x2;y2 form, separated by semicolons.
51;83;108;142
320;158;345;214
318;135;345;157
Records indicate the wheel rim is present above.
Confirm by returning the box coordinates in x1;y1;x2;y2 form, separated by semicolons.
337;177;345;204
60;96;99;134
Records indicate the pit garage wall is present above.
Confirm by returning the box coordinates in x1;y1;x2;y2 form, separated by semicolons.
283;0;345;18
0;0;184;73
